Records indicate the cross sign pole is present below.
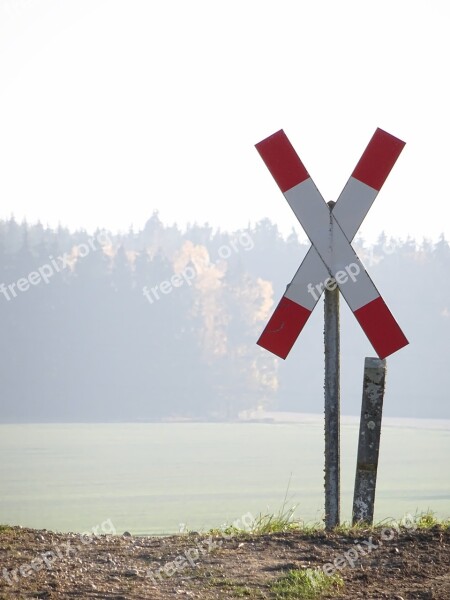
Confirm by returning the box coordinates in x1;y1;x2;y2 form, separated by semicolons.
324;199;340;529
255;128;408;528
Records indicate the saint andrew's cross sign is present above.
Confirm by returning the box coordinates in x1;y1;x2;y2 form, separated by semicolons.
255;128;409;360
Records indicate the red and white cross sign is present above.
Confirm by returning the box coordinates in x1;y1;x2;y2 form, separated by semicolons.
256;128;408;360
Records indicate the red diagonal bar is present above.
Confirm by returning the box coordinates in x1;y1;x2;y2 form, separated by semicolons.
353;297;408;359
255;130;309;193
257;297;311;359
352;128;405;191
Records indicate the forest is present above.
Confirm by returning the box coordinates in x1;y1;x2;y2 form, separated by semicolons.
1;213;449;422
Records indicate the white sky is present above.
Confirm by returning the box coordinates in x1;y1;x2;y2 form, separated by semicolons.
0;0;449;242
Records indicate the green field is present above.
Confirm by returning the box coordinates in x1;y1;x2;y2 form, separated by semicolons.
0;420;449;535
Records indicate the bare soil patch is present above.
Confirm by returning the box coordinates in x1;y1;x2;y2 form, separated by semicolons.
0;524;448;599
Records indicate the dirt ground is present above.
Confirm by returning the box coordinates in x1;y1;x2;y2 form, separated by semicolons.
0;523;448;599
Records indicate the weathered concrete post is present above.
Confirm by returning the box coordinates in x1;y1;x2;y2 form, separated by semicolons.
324;200;340;529
352;357;387;525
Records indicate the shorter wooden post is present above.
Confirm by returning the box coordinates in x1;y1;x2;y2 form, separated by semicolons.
352;357;387;526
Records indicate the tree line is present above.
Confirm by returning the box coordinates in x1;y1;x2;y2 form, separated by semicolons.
1;213;449;421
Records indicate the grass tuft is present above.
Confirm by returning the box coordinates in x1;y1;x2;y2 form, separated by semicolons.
249;505;302;535
411;510;449;529
372;510;449;532
210;475;323;536
271;568;344;599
